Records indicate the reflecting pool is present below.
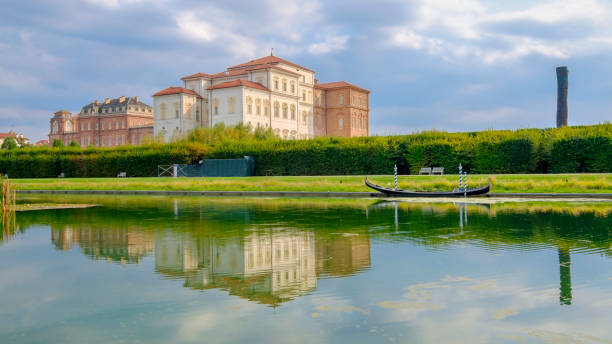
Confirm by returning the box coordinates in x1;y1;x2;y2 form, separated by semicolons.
1;195;612;343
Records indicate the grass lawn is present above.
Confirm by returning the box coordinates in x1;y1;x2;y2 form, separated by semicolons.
9;174;612;193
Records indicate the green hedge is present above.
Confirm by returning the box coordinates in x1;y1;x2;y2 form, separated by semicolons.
1;124;610;177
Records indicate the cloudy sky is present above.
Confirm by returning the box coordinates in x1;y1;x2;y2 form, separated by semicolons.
1;0;611;141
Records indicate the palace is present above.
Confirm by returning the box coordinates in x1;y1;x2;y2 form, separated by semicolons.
48;96;154;147
153;54;370;141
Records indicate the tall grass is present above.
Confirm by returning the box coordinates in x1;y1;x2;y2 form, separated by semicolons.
1;177;16;242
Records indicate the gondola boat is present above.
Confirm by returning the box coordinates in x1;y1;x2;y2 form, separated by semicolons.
365;178;490;197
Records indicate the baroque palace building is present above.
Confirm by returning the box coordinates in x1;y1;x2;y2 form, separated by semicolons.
153;54;370;141
48;96;154;147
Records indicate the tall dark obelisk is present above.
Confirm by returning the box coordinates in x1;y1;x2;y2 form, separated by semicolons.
556;66;568;127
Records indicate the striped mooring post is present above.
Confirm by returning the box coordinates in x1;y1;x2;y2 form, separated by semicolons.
458;163;463;191
393;164;398;190
464;172;468;191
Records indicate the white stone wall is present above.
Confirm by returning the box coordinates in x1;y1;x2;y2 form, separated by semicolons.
210;87;244;127
154;93;202;142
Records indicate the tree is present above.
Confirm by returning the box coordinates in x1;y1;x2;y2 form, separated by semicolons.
1;137;17;150
52;139;64;147
69;140;80;147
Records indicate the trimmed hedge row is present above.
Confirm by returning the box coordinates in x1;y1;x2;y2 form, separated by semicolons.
1;124;610;177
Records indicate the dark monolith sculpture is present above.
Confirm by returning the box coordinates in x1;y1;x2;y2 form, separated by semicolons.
556;66;568;127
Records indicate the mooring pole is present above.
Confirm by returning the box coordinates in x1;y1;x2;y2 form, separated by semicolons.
458;163;463;191
393;164;398;190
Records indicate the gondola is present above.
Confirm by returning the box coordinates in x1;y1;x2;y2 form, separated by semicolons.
365;178;490;197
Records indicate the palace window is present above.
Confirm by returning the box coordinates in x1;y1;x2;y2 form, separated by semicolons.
352;116;356;128
302;91;306;101
338;95;343;105
160;104;167;120
282;103;288;119
290;81;295;94
264;100;270;116
229;97;236;114
282;79;287;92
245;97;251;114
95;123;98;130
302;111;307;124
122;120;126;129
338;116;343;129
87;123;91;130
213;98;219;115
274;78;279;90
175;110;179;118
255;98;261;115
290;105;295;120
196;108;200;121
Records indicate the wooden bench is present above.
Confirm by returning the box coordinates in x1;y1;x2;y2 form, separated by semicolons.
432;167;445;175
117;172;127;178
419;167;432;175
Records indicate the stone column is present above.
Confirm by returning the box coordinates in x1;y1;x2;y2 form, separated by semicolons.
556;66;568;128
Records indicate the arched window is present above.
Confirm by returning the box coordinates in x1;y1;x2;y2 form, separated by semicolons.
255;98;261;115
338;115;343;129
160;104;167;120
229;97;236;114
66;122;72;132
282;129;288;140
245;97;251;114
290;104;295;120
213;98;219;115
274;102;280;118
282;103;288;119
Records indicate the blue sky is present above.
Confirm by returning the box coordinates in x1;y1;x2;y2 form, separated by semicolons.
1;0;611;141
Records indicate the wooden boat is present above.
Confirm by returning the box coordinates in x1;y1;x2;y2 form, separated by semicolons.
365;178;490;197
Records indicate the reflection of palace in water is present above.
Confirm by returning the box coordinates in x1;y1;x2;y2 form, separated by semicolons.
50;225;155;264
50;224;370;306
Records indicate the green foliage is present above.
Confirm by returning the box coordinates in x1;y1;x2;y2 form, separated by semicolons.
52;139;64;148
69;140;80;147
1;138;17;150
0;124;610;177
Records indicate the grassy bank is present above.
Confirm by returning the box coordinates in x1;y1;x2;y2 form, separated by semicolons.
10;174;612;193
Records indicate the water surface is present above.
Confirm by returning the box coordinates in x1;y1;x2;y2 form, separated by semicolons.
1;195;611;343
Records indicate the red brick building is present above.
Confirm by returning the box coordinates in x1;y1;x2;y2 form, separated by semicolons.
49;96;153;147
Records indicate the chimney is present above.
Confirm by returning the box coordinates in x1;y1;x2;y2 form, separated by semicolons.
556;66;568;128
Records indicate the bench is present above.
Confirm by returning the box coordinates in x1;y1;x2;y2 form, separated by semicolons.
117;172;127;178
432;167;445;175
419;167;432;175
57;173;65;178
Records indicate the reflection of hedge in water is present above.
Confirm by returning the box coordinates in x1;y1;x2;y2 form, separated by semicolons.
14;196;612;255
1;124;611;177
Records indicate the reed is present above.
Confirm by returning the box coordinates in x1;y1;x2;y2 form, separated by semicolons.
0;177;16;242
1;177;16;212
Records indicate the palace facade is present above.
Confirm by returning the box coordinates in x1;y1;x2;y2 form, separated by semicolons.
48;96;154;147
153;54;370;141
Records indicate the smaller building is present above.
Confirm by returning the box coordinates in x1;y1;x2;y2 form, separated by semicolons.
48;96;154;147
0;131;29;147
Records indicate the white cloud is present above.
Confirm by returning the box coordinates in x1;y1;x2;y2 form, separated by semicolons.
386;0;612;63
308;33;349;55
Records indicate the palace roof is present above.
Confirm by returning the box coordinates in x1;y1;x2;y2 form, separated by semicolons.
316;81;370;93
181;72;215;80
152;87;202;98
209;79;269;92
227;55;314;72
